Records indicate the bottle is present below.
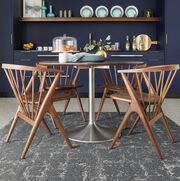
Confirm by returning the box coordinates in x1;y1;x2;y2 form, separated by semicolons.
89;33;92;45
125;35;130;51
41;0;47;18
132;35;136;51
59;10;63;17
64;10;67;18
68;10;72;18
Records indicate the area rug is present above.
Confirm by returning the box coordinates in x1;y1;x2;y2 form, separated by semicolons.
0;113;180;181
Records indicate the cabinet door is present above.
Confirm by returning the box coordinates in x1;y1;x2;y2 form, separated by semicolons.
0;0;13;96
165;0;180;96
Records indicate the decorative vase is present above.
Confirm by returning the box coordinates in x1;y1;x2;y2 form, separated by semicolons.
47;5;55;17
41;0;47;18
96;47;107;58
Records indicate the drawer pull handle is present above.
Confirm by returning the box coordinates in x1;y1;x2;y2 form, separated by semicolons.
149;59;160;62
20;59;31;62
111;54;144;57
37;55;58;57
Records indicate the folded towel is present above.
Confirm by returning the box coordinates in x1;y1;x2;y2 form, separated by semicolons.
68;52;104;62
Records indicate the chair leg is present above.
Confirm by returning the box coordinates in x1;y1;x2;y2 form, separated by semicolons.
109;107;133;149
112;99;121;115
6;110;19;143
48;113;58;129
139;113;163;160
49;106;73;148
161;114;174;143
96;87;108;121
63;99;70;115
127;115;140;136
21;116;43;159
42;119;52;136
75;89;86;124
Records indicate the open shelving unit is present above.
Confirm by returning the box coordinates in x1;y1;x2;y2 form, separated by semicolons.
19;17;161;22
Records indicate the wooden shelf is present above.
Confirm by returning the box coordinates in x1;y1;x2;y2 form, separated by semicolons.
20;17;161;22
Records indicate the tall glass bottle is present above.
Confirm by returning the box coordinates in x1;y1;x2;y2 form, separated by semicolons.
132;35;136;51
125;35;130;51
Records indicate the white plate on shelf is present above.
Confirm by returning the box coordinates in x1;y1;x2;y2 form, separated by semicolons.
110;6;124;17
80;5;94;18
95;6;109;17
125;5;138;17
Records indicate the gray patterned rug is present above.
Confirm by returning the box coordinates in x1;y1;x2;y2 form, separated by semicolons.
0;112;180;181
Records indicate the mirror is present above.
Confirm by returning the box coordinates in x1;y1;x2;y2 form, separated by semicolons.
136;34;158;51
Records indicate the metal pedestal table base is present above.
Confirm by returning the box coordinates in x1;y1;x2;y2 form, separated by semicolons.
68;123;117;143
68;66;116;143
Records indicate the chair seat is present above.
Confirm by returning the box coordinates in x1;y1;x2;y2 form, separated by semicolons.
45;84;83;90
111;90;160;103
98;84;126;92
23;90;72;104
108;85;126;92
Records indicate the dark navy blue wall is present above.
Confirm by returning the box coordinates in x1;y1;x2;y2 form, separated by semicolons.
165;0;180;95
0;0;14;95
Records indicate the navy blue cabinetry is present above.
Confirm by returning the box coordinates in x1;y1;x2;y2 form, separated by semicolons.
0;0;14;96
3;0;180;97
14;51;38;66
108;51;164;66
165;0;180;96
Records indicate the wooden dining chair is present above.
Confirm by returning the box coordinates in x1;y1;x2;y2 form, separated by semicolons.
96;62;146;121
109;64;179;159
2;64;73;159
37;63;86;124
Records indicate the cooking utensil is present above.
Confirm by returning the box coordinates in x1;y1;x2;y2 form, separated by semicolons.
136;34;158;51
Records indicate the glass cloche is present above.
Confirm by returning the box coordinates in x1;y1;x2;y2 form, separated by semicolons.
52;35;77;52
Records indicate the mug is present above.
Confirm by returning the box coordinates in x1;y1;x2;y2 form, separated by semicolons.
43;46;48;51
48;46;53;51
36;46;43;51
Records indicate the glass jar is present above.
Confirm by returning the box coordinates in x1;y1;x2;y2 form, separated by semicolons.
52;35;77;52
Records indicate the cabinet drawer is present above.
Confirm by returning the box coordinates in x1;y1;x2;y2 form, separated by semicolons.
143;51;165;66
14;51;38;66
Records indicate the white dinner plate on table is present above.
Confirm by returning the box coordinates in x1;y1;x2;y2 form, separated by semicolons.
125;5;138;17
110;5;124;17
80;5;94;18
95;6;109;17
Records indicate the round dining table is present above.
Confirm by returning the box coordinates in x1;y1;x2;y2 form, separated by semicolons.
38;61;144;143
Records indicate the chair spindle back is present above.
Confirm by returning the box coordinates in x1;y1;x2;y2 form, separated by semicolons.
120;64;179;120
2;64;62;121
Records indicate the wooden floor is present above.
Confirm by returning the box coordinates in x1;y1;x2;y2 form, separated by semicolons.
0;98;179;129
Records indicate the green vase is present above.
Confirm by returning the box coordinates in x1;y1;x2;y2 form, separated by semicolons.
47;5;55;17
41;0;47;18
